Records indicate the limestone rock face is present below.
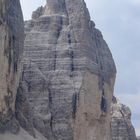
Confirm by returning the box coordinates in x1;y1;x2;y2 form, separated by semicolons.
0;0;24;133
1;1;139;140
0;128;48;140
19;0;116;140
111;97;137;140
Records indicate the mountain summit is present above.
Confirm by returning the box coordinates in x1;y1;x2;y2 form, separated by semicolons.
0;0;137;140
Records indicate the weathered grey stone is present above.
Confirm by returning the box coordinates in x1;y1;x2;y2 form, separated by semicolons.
19;0;116;140
0;0;138;140
15;83;35;137
0;128;48;140
32;6;45;20
0;0;24;133
111;97;137;140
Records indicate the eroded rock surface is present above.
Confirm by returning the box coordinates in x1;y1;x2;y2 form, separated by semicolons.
111;97;137;140
0;0;24;133
19;0;116;140
0;128;47;140
0;0;138;140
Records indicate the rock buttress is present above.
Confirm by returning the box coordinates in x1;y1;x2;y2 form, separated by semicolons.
111;97;137;140
19;0;116;140
0;0;24;133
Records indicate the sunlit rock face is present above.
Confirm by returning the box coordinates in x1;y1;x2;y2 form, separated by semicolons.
19;0;116;140
0;0;24;133
111;97;137;140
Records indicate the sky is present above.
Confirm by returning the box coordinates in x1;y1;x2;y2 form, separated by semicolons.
20;0;140;136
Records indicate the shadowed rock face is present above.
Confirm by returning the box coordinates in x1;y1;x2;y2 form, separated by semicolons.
111;97;137;140
19;0;116;140
0;0;24;133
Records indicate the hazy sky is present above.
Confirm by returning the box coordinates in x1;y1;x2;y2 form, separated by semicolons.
20;0;140;136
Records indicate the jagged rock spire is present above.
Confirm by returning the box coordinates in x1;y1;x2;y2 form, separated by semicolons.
19;0;116;139
45;0;67;15
0;1;137;140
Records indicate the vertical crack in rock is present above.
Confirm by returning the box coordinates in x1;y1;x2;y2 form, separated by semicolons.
101;94;107;113
69;48;74;73
72;94;77;119
93;30;106;114
47;83;53;130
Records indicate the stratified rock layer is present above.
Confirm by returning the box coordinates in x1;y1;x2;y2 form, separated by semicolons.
111;97;137;140
19;0;116;140
0;0;24;133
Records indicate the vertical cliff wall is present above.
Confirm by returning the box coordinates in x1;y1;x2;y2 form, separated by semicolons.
19;0;116;140
0;0;24;133
0;0;138;140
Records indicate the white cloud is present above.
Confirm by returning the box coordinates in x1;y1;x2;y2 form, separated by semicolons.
135;127;140;136
136;128;140;136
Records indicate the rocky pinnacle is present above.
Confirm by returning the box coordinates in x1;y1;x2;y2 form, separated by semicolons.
0;0;137;140
19;0;116;140
111;97;137;140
